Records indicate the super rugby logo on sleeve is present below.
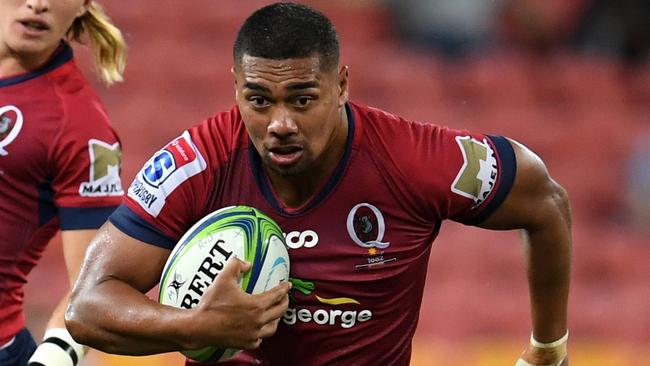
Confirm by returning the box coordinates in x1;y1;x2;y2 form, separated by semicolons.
128;131;207;216
451;136;498;207
79;139;123;197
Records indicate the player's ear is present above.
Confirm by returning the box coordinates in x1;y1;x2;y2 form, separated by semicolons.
231;66;237;85
231;66;239;99
76;0;91;18
338;65;349;107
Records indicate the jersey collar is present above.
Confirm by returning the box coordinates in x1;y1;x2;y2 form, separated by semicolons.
249;102;356;216
0;43;73;87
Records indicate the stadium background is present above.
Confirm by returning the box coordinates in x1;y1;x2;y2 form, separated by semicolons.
23;1;649;365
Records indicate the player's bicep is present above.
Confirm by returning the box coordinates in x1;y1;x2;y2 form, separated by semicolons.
78;222;170;294
477;139;570;231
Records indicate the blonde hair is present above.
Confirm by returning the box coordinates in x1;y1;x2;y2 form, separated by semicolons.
68;2;127;85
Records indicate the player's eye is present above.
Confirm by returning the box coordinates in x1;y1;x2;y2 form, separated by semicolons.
294;96;312;108
249;96;270;108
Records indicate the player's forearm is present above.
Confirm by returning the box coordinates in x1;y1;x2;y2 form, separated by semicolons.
28;292;89;366
46;292;70;329
524;188;571;342
66;279;196;355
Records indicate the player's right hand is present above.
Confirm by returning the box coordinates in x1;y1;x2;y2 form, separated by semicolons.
188;257;291;350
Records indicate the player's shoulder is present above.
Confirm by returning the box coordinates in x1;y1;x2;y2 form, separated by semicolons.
0;44;92;125
350;101;446;138
183;105;247;163
41;44;92;93
350;101;407;128
350;101;454;158
121;110;246;226
201;105;245;135
45;53;111;128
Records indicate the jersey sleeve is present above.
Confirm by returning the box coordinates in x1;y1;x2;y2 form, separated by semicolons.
442;132;517;224
109;115;233;250
49;92;123;230
380;117;517;225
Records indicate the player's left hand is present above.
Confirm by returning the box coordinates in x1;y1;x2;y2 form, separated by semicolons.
515;340;568;366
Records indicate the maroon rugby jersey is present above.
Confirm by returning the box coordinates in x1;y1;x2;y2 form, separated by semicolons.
0;44;123;342
111;102;516;365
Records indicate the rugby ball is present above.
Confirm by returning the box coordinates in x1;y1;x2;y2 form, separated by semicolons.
158;205;290;362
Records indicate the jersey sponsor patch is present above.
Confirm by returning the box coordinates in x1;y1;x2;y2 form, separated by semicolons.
128;131;206;217
451;136;498;207
284;230;319;249
79;139;124;197
0;105;24;156
142;135;198;187
285;278;373;329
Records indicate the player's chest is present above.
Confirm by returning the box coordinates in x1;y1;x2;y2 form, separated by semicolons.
268;203;433;329
0;91;60;177
220;155;435;280
272;201;432;281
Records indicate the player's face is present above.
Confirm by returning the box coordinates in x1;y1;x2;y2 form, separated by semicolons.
0;0;88;61
234;54;349;178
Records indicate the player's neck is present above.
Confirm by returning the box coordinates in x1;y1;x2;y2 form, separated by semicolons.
269;169;330;209
0;44;58;79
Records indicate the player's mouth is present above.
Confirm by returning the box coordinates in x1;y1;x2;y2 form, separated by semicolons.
18;19;50;36
268;145;303;166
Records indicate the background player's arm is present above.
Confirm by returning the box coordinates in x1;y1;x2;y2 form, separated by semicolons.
46;229;96;330
27;230;96;366
478;139;571;364
65;221;290;356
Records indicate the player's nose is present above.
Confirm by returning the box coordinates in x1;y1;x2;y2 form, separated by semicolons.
26;0;50;14
267;108;298;138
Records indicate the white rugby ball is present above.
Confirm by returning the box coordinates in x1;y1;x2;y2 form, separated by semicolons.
158;205;290;362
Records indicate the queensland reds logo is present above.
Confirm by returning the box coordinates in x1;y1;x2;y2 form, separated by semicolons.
0;105;23;156
346;203;390;249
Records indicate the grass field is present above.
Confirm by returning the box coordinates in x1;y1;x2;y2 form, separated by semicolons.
81;338;650;366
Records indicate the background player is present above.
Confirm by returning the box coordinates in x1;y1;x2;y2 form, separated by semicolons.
66;3;570;366
0;0;126;365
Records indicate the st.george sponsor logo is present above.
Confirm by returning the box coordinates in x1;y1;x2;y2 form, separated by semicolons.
128;131;206;217
284;278;373;329
283;306;372;329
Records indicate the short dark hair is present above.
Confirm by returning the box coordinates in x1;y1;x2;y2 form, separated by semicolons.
233;2;340;71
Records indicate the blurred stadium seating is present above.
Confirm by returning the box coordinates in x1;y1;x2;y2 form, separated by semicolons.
24;1;649;365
